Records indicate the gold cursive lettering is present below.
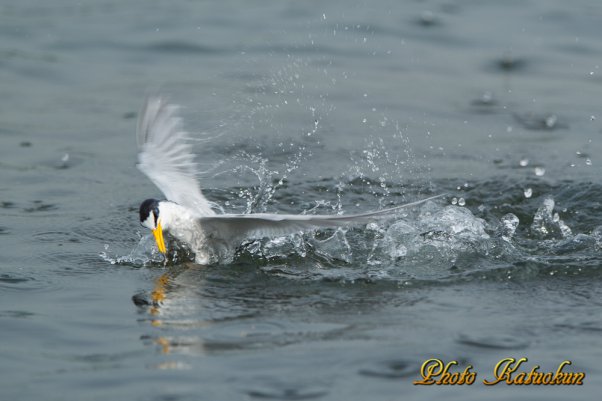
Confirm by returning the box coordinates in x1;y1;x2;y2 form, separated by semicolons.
482;358;585;386
415;357;585;386
483;357;527;385
413;358;476;385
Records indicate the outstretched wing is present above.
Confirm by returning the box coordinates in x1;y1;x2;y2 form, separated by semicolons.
137;97;216;216
199;194;444;244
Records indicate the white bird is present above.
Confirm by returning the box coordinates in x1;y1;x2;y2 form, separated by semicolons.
136;97;443;265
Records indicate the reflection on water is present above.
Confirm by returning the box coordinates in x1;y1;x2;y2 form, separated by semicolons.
136;264;356;357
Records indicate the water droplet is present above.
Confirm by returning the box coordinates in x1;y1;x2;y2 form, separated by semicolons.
480;91;494;104
366;222;380;231
389;244;407;258
530;197;572;238
591;115;596;121
534;167;545;176
451;197;458;205
500;213;519;240
458;198;466;206
59;153;70;168
558;219;572;237
519;159;529;167
531;197;555;235
362;118;367;123
419;10;436;25
544;115;557;128
586;159;592;166
524;188;533;198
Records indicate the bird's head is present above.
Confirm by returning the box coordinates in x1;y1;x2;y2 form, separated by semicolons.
139;198;167;254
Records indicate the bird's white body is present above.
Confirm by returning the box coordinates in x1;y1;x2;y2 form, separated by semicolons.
156;201;229;264
136;97;443;265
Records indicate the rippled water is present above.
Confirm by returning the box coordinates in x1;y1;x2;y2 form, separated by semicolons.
2;1;602;400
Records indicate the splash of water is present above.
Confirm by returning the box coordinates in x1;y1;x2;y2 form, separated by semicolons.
100;235;164;266
531;197;572;239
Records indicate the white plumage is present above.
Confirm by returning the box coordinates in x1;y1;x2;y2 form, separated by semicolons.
136;97;443;264
137;98;216;216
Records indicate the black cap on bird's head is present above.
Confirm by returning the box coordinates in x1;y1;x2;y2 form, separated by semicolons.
139;198;160;226
139;198;166;254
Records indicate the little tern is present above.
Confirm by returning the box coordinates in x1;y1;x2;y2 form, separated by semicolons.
136;97;443;264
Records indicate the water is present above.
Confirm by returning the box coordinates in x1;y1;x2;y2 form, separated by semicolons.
2;0;602;399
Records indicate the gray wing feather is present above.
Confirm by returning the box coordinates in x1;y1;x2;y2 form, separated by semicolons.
136;97;216;216
199;194;444;243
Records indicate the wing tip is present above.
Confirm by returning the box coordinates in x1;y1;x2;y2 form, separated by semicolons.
137;96;184;148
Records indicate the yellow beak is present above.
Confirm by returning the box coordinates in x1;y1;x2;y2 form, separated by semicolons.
152;222;167;254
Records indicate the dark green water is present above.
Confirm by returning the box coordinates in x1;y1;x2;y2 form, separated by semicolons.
1;1;602;399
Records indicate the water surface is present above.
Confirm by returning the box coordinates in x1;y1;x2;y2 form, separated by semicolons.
1;1;602;399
